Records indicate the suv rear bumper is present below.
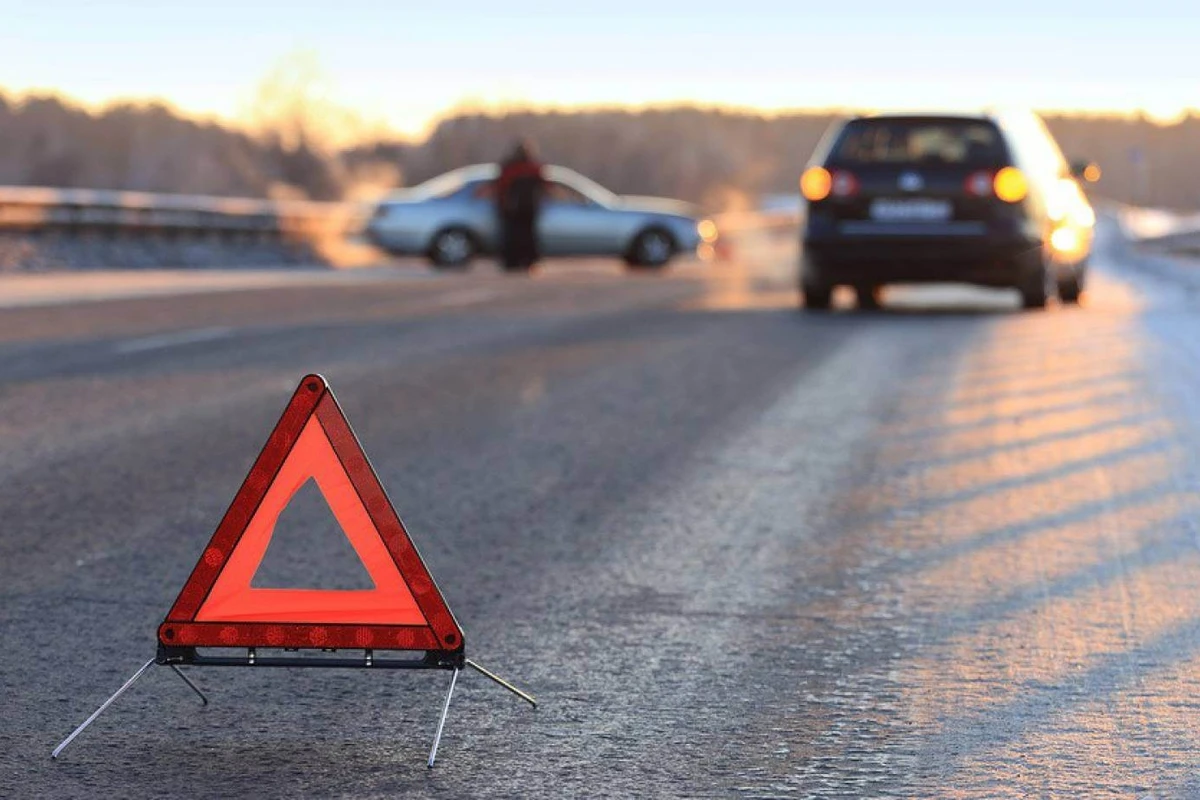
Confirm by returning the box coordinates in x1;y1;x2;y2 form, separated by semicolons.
802;232;1043;288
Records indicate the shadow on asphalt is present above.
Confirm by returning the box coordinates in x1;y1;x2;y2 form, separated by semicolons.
771;296;1200;789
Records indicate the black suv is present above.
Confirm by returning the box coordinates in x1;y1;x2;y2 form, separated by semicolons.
799;110;1097;310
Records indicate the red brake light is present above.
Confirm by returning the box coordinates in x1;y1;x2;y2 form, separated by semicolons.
965;170;994;197
830;170;859;198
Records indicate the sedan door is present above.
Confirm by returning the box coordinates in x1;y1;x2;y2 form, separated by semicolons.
538;182;619;256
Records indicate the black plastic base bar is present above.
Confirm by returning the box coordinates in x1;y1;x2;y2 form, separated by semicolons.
157;645;464;670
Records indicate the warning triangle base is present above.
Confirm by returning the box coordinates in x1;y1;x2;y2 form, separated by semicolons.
156;643;462;670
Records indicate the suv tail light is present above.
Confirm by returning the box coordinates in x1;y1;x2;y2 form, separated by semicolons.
801;167;859;201
993;167;1029;203
801;167;832;201
830;170;859;198
962;167;1029;203
965;170;994;197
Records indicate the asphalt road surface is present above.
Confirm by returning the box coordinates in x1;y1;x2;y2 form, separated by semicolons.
5;222;1200;799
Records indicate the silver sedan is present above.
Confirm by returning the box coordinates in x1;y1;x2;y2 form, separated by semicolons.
364;164;718;271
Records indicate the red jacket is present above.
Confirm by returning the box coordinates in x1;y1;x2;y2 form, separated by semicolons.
495;159;546;216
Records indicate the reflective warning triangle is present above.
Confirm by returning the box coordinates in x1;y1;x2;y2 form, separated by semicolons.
158;374;463;655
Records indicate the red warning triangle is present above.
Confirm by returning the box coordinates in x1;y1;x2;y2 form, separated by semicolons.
158;375;463;654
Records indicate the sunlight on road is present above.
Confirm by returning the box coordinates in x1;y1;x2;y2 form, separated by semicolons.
828;274;1200;792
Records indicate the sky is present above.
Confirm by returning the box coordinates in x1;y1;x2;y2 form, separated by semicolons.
3;0;1199;139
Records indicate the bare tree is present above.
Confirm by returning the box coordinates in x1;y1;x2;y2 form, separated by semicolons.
3;84;1200;212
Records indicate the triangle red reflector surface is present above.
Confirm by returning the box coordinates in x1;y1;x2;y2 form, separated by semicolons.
158;375;463;654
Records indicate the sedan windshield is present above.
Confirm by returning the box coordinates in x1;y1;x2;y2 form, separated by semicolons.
544;167;619;207
406;165;498;201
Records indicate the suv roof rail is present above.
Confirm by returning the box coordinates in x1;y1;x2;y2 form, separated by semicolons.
857;109;992;120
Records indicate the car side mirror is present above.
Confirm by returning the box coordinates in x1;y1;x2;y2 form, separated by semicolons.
1070;159;1101;183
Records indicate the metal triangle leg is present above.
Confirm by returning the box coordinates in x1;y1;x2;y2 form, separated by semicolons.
465;659;537;707
427;668;460;768
168;664;209;706
52;658;156;759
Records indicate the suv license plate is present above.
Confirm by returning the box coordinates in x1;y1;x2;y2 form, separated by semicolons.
869;199;952;222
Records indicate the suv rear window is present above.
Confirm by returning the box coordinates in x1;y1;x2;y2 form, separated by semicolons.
829;118;1007;166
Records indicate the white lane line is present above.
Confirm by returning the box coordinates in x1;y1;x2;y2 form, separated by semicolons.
114;326;234;354
428;288;502;308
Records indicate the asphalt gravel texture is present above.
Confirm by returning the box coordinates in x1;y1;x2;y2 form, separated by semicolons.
4;222;1200;798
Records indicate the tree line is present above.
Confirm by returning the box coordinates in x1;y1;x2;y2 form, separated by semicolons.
2;91;1196;211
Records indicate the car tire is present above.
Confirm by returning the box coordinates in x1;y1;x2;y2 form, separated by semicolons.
626;228;675;270
1019;253;1053;310
428;228;476;269
801;281;833;311
855;285;881;311
1058;268;1084;304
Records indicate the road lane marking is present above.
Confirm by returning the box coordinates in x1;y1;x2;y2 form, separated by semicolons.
428;288;502;308
0;266;446;310
114;326;234;354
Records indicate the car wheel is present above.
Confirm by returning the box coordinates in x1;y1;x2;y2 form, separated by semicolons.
428;228;476;269
801;281;833;311
1058;268;1084;304
1019;254;1053;310
855;285;881;311
626;228;675;270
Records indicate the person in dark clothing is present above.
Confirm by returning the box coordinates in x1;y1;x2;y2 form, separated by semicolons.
494;139;547;271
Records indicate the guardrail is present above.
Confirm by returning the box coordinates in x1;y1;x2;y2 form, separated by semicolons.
0;185;802;241
0;185;810;271
727;193;1200;242
0;186;369;240
10;186;1192;250
1099;200;1200;247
